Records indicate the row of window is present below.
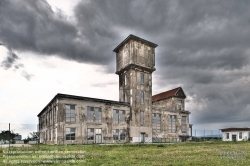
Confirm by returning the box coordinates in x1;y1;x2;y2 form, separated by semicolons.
65;105;127;124
153;114;187;133
123;91;145;103
226;132;248;139
124;73;144;86
65;128;126;141
39;106;57;129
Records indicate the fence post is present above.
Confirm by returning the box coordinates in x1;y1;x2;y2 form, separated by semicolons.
204;130;205;142
195;129;196;142
9;123;10;151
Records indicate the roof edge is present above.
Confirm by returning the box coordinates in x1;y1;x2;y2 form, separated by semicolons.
113;34;158;52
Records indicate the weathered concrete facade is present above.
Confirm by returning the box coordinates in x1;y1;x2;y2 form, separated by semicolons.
38;35;191;144
38;94;130;145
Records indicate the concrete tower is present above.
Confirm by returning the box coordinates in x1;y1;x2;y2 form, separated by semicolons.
113;35;158;142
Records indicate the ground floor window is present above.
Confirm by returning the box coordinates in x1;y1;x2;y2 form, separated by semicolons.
87;128;94;140
66;128;75;140
113;129;126;140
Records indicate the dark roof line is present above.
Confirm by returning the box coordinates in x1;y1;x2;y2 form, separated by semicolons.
113;34;158;52
220;127;250;131
37;93;130;117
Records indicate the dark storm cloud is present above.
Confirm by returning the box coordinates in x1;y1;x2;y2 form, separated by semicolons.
0;0;250;128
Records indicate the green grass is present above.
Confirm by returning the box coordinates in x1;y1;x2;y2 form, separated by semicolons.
1;141;250;165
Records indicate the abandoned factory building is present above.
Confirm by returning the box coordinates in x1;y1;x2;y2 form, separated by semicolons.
37;35;191;145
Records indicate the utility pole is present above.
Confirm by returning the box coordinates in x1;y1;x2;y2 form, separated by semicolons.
9;123;10;151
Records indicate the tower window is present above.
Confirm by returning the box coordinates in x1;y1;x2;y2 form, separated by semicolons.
141;91;144;103
141;73;144;85
123;93;127;102
140;111;144;126
124;74;127;86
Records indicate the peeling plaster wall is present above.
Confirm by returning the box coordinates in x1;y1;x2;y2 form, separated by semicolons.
152;97;185;111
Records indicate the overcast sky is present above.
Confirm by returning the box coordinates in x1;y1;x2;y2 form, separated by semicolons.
0;0;250;133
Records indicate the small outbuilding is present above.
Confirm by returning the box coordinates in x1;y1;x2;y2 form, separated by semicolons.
220;128;250;141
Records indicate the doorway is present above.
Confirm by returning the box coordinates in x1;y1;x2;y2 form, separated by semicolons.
95;129;102;144
232;134;236;141
141;133;145;143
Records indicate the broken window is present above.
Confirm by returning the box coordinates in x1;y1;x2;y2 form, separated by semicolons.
66;128;75;140
168;115;176;133
152;113;161;133
181;116;187;133
113;110;126;124
141;91;144;103
120;129;126;140
87;106;102;123
65;105;75;122
239;132;242;139
140;111;144;126
141;73;144;85
87;128;94;140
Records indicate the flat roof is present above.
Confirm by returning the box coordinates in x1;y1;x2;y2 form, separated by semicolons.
113;34;158;52
37;93;130;117
220;127;250;132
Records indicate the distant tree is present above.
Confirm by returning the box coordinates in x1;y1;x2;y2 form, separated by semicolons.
0;130;19;141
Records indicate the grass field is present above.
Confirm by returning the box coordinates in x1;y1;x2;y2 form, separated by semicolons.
1;141;250;165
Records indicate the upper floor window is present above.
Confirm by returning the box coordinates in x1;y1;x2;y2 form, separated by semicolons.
113;110;126;124
141;91;144;103
181;116;187;133
53;106;57;123
152;113;161;133
65;105;75;122
87;107;102;123
141;73;144;85
168;115;176;133
50;109;52;125
123;93;127;102
177;100;182;110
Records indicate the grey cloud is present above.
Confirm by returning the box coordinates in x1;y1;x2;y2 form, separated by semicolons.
1;47;22;70
21;70;33;81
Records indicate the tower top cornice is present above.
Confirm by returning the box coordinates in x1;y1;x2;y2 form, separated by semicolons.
113;34;158;53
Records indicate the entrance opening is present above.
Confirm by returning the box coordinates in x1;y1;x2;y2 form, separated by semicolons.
141;133;145;143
